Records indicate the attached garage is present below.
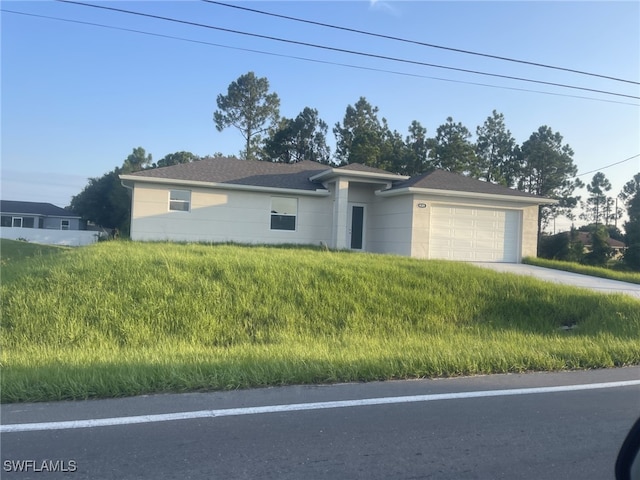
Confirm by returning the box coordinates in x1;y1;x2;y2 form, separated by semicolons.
429;205;521;262
376;169;556;263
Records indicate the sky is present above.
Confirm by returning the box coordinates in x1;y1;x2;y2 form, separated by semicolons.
2;0;639;233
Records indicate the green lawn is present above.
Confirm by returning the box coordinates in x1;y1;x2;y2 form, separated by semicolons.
1;238;69;263
1;239;72;283
523;256;640;285
2;241;639;403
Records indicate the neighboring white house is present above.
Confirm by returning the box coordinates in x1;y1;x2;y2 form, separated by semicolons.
0;200;99;246
120;157;555;263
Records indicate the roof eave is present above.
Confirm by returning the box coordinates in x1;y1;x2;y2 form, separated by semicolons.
309;168;409;183
119;175;330;196
376;186;557;205
0;210;80;218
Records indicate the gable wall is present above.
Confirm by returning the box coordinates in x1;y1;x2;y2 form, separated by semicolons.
130;183;333;245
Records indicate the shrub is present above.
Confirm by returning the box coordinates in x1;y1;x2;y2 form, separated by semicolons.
538;228;583;262
582;225;613;267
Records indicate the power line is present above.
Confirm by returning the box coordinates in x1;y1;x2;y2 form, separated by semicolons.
5;9;638;107
576;154;640;178
54;0;640;101
204;0;640;87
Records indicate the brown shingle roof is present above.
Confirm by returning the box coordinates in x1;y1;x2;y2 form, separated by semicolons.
553;231;626;249
0;200;79;217
127;157;330;191
126;158;548;201
389;169;541;199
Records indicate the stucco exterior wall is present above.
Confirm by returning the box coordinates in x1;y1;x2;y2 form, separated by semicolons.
408;198;432;259
130;183;333;245
521;205;540;258
1;214;81;230
128;180;543;263
367;194;413;256
41;217;82;230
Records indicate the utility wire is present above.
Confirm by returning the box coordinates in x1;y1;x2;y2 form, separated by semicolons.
204;0;640;86
55;0;640;101
6;9;637;108
576;154;640;178
5;9;638;192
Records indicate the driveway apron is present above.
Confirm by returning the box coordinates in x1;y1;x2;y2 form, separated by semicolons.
473;263;640;300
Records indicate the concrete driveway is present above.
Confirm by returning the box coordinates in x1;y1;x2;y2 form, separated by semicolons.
474;263;640;300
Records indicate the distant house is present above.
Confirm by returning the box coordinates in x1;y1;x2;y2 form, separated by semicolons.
548;230;626;258
576;231;625;253
1;200;82;230
551;230;626;257
0;200;98;246
120;157;555;263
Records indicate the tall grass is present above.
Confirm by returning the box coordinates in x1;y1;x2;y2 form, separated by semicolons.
0;239;70;282
2;242;639;403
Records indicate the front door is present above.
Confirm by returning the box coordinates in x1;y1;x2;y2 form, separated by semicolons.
347;204;365;250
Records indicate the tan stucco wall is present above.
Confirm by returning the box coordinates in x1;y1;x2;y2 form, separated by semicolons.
408;198;432;259
521;205;540;258
130;183;333;245
129;181;543;262
367;194;413;256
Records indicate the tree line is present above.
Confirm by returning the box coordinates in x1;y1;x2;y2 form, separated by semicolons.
214;71;583;234
539;173;640;270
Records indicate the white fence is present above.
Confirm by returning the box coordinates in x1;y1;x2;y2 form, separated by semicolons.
0;227;101;246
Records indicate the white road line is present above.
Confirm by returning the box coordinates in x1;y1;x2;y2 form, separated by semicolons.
3;379;640;433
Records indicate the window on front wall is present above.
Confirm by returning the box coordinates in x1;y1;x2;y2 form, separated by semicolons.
12;217;23;228
22;217;35;228
169;189;191;212
1;216;11;227
270;197;297;231
61;219;70;230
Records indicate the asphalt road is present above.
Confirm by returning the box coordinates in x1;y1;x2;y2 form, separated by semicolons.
2;368;640;480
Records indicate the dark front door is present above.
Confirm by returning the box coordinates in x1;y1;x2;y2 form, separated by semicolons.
350;205;364;250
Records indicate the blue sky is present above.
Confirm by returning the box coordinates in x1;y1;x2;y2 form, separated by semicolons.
2;1;639;232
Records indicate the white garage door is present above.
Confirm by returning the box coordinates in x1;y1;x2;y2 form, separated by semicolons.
429;205;520;262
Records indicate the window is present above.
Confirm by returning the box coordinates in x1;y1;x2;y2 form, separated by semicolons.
169;190;191;212
22;217;35;228
1;216;11;227
61;220;70;230
270;197;297;231
12;217;23;228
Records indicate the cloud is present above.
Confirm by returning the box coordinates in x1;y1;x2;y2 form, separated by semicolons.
369;0;401;17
